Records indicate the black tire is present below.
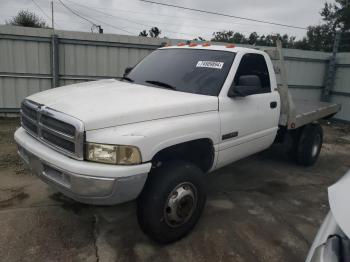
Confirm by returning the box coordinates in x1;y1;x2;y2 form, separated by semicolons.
284;129;301;160
137;160;206;244
296;123;323;166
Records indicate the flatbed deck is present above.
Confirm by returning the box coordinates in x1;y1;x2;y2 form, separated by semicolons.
292;99;341;128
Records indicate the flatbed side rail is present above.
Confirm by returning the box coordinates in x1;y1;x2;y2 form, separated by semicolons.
293;101;341;129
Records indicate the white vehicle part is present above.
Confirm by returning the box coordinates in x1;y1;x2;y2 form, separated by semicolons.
86;111;220;168
328;169;350;237
15;128;152;205
27;79;218;130
15;128;151;178
216;129;277;168
216;50;280;167
217;91;279;168
306;170;350;262
305;212;344;262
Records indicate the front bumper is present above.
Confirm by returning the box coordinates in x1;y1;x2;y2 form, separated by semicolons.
15;127;152;205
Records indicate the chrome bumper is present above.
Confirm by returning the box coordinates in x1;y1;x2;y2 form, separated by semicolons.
15;128;151;205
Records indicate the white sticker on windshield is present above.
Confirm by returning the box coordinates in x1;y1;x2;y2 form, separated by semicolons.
196;61;224;69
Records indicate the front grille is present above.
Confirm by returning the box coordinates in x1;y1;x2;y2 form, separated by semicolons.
22;116;38;134
41;129;76;152
20;100;84;159
41;115;76;136
22;104;37;120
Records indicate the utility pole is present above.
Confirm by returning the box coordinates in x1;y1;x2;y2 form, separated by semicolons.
51;1;54;30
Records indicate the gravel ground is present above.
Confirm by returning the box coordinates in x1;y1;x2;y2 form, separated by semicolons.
0;118;349;262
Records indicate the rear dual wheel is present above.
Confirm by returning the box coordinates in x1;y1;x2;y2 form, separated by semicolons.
296;123;323;166
287;123;323;166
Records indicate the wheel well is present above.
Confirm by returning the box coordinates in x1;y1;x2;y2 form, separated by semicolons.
275;126;303;144
275;123;322;149
151;139;215;173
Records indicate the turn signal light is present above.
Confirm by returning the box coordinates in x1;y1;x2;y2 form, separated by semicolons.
202;42;211;47
177;42;186;46
189;43;198;47
226;44;235;48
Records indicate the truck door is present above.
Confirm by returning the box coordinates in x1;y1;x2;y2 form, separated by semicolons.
217;52;280;168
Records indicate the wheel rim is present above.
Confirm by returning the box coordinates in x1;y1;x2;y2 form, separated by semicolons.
164;182;197;228
312;134;321;158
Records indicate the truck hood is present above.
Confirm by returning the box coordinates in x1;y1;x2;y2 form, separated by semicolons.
328;169;350;237
27;79;218;130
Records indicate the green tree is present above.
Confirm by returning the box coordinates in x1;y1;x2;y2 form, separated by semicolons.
139;27;161;38
304;0;350;51
211;30;297;48
248;32;259;45
303;24;335;51
193;36;206;41
212;31;248;44
6;10;48;28
149;27;161;38
210;1;349;51
139;30;148;37
212;30;234;42
231;32;245;43
321;0;350;31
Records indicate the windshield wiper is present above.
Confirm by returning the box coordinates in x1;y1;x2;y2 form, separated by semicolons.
120;76;134;82
145;80;176;90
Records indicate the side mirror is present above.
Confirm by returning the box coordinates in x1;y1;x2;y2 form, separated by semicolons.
123;67;133;77
228;75;262;97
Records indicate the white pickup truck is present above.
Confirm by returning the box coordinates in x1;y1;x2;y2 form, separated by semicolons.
15;41;340;243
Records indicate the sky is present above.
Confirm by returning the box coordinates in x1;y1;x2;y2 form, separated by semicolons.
0;0;333;40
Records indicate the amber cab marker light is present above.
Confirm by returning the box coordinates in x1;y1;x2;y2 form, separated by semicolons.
189;42;198;47
202;42;211;47
177;42;186;46
226;44;235;48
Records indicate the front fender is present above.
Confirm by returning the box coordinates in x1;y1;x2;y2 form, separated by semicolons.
85;111;220;162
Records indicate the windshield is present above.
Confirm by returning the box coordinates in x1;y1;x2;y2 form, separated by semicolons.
126;48;236;96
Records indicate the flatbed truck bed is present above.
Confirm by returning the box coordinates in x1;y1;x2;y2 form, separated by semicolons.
293;99;341;128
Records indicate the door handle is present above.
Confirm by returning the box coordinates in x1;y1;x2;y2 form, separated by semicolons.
270;101;277;109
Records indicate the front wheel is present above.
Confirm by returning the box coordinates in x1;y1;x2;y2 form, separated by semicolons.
137;160;206;244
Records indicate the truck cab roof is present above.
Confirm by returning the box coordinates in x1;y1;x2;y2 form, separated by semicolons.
159;44;267;56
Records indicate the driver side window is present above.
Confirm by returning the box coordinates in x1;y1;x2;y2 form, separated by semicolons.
234;53;271;94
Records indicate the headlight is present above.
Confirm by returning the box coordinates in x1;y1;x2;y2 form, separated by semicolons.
86;143;142;165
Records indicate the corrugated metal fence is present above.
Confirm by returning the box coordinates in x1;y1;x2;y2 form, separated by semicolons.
0;25;168;113
331;53;350;121
0;25;349;121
